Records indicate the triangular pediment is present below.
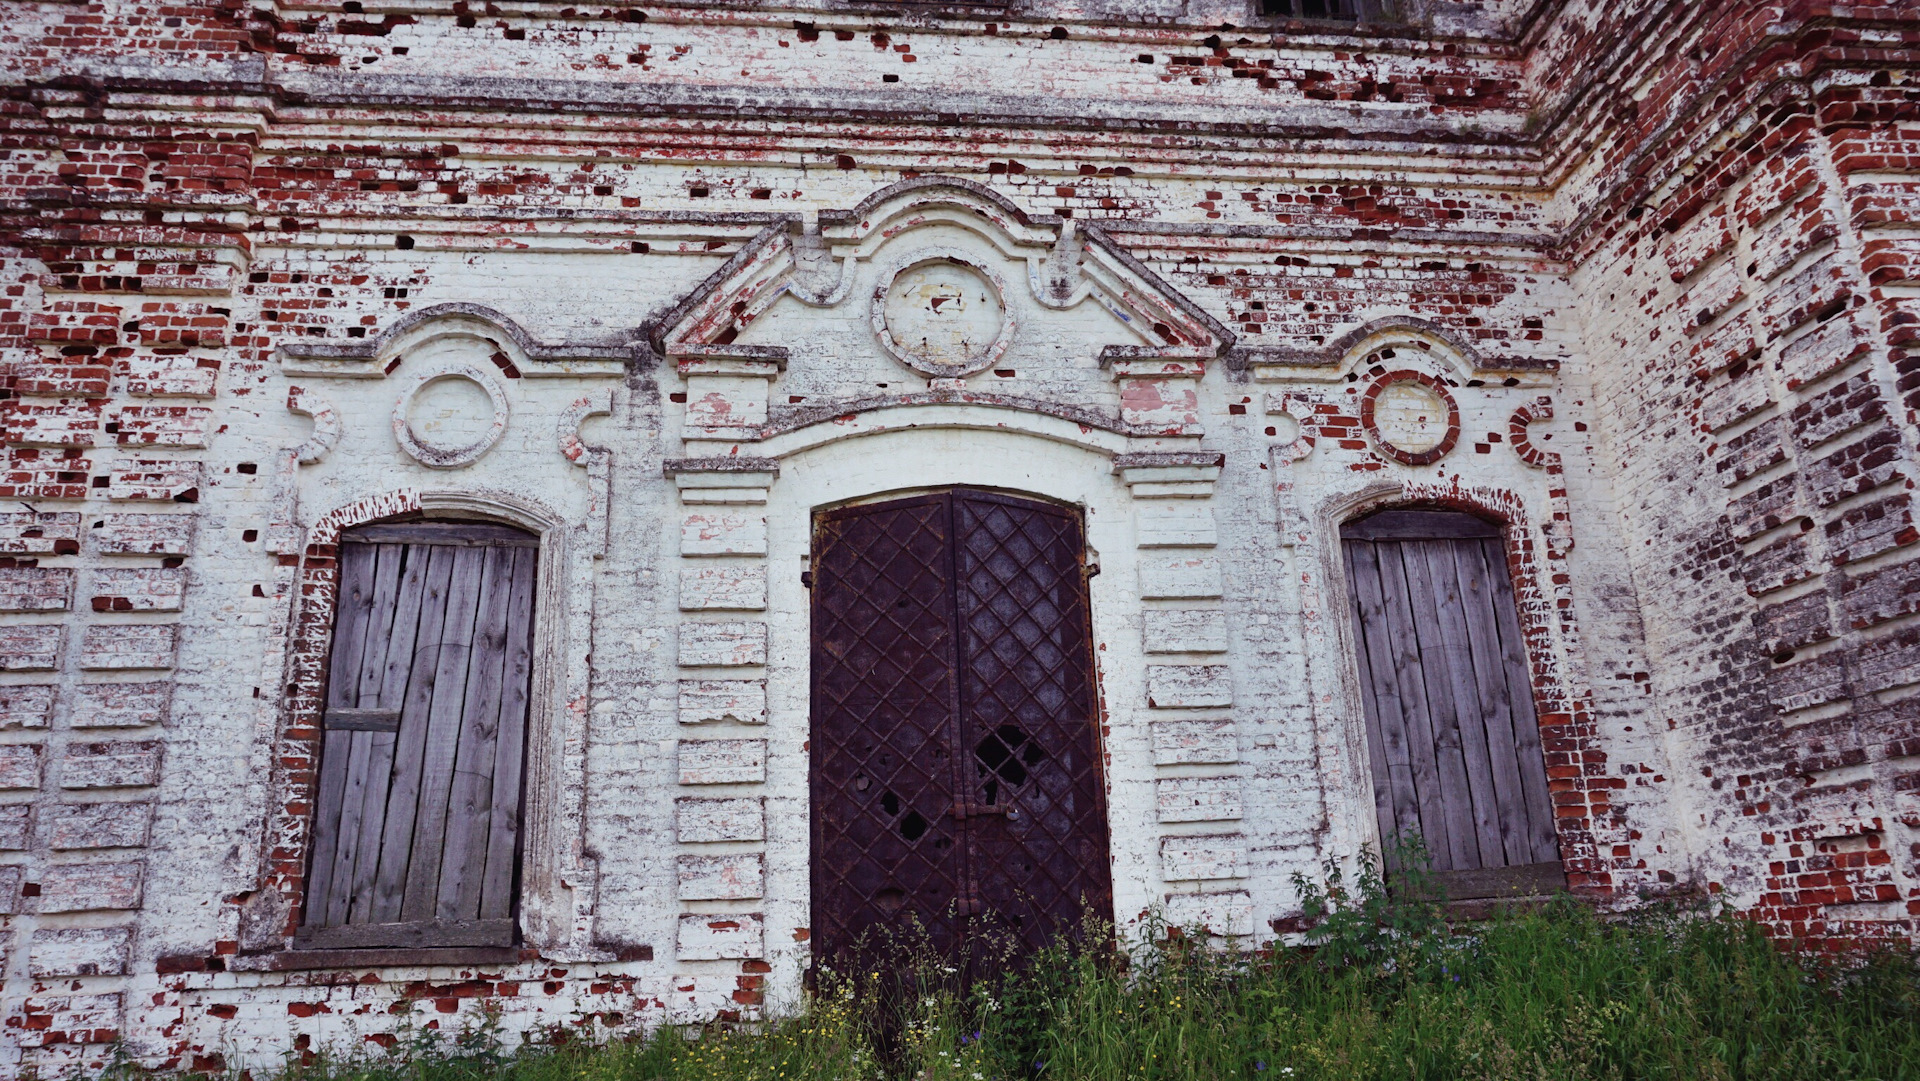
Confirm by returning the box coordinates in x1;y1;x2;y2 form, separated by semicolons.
650;178;1233;373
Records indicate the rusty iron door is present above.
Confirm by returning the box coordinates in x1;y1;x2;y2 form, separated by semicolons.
810;489;1110;964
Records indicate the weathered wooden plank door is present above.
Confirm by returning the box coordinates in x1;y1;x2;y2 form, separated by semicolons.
299;521;538;950
811;489;1110;963
1340;509;1562;899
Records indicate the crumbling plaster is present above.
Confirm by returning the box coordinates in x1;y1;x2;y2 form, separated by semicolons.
1;0;1916;1073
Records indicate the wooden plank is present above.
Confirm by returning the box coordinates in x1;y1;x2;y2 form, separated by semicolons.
268;946;526;971
1431;860;1567;901
322;730;375;926
328;544;381;711
369;543;457;924
1342;510;1502;541
479;544;538;920
400;543;489;923
303;542;379;928
334;543;407;925
1476;538;1561;864
1450;539;1534;867
1343;543;1404;867
437;544;518;920
323;709;401;732
1395;540;1481;871
1343;541;1424;866
1412;539;1505;869
378;544;434;720
1372;540;1455;870
345;732;397;924
302;730;354;928
349;523;539;547
1354;541;1426;859
355;543;407;708
292;917;517;951
354;542;431;924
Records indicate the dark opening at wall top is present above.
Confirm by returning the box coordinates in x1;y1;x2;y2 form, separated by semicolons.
1260;0;1359;19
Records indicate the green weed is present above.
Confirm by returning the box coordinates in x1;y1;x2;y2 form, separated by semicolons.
235;854;1920;1081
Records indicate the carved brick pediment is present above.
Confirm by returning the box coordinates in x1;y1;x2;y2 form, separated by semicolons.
654;178;1230;363
651;178;1233;440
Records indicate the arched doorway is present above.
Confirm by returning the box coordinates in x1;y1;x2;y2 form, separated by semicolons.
300;519;539;949
1339;508;1564;899
808;488;1111;962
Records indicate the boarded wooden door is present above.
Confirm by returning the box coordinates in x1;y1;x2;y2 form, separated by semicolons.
810;489;1110;962
299;521;538;950
1340;509;1563;899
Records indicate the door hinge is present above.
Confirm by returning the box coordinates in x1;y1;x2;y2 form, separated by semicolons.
955;896;985;917
801;570;813;589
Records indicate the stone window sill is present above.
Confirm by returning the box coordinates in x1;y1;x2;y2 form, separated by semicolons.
238;946;535;972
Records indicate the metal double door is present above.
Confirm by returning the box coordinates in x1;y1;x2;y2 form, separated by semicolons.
809;488;1111;962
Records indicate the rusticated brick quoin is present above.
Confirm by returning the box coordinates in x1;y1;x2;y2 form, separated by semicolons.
0;512;81;555
0;626;62;672
34;861;146;913
0;567;73;612
59;741;164;789
46;802;155;850
89;568;186;612
95;513;196;556
28;928;132;978
102;459;203;503
77;625;178;671
0;745;46;791
0;805;32;849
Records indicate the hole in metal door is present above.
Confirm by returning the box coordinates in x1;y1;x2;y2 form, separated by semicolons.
810;488;1111;965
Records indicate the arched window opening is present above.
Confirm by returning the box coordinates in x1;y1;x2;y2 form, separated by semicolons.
1339;508;1564;902
298;520;539;950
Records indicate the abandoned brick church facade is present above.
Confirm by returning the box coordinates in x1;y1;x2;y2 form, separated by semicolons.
2;0;1918;1071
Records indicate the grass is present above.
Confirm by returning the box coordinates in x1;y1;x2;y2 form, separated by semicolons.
258;854;1920;1081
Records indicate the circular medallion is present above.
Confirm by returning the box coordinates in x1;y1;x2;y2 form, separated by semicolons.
1361;371;1460;466
871;252;1013;378
391;365;510;469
